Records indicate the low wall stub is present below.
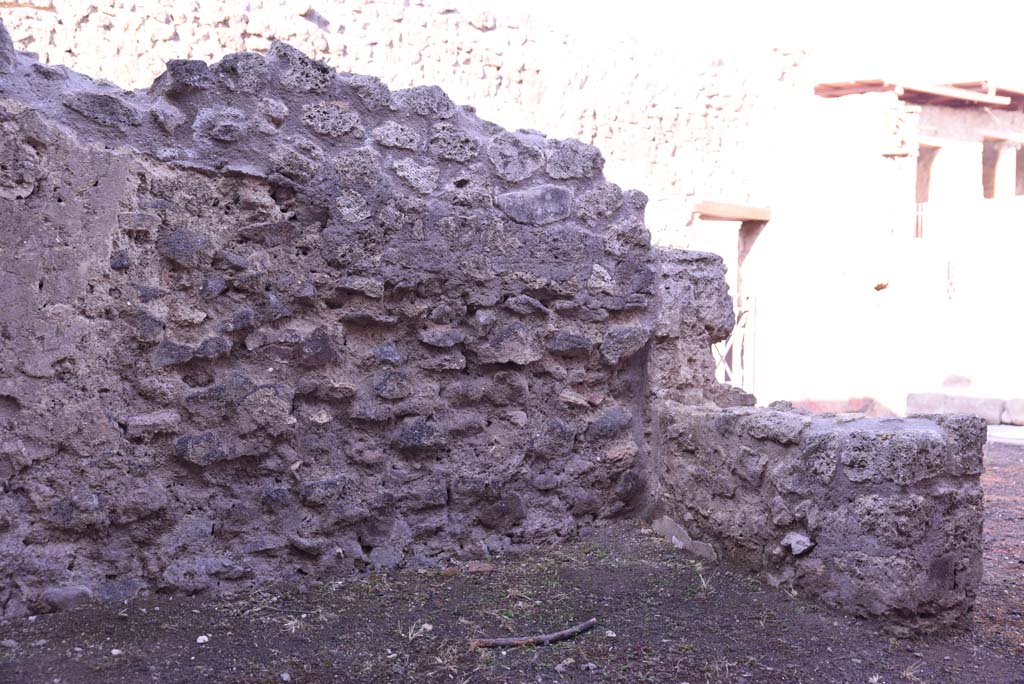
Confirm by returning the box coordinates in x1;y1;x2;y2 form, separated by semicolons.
655;404;985;633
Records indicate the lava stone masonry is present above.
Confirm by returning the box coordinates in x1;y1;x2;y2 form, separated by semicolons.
0;23;982;632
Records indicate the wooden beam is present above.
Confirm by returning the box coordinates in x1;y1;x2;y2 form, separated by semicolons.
815;79;1014;106
949;80;998;95
694;201;771;223
815;84;894;98
897;82;1012;107
951;81;1024;99
814;80;891;97
994;85;1024;98
980;129;1024;145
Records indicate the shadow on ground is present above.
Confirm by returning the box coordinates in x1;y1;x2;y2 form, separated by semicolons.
1;444;1022;684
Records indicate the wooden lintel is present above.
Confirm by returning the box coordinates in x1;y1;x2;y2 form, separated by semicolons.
693;201;771;223
918;134;949;148
980;129;1024;145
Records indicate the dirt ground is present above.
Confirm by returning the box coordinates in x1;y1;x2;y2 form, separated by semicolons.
1;444;1022;684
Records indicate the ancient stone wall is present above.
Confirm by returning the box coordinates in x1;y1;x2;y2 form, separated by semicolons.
0;23;984;634
653;404;985;632
0;21;739;617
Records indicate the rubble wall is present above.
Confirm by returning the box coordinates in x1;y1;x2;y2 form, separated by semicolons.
0;22;739;618
0;22;984;634
654;404;985;632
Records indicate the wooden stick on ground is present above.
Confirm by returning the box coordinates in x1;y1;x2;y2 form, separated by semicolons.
468;618;598;649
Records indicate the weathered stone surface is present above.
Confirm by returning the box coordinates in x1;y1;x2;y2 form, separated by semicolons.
738;410;811;445
175;432;237;466
393;417;441;453
651;515;718;563
392;158;438;194
271;41;333;92
0;26;982;635
527;417;576;459
257;97;288;125
487;131;544;182
271;135;324;182
156;228;210;268
576;182;624;226
429;122;479;161
781;531;815;556
334;189;372;223
478;494;526;530
302;101;361;137
504;294;549;316
212;52;269;93
193;106;249;142
601;325;651;364
656;403;985;633
125;410;182;438
151;102;186;133
394;85;456;119
587;406;632;440
298;327;339;367
371;121;420;149
152;59;215;96
418;327;465;349
63;92;142;130
475;322;543;365
545;139;603;179
495;185;573;225
152;340;195;368
852;494;930;548
40;585;94;613
547;329;592;358
349;74;392;110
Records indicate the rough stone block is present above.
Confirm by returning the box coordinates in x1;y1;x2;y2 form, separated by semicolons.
487;131;544;182
193;106;249;142
62;92;142;130
544;138;604;179
429;122;479;161
125;410;182;438
301;101;361;137
212;52;269;93
271;41;333;92
372;121;420;150
656;403;985;633
600;325;651;364
495;185;573;225
651;515;718;562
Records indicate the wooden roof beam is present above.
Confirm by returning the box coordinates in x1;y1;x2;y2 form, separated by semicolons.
896;82;1011;106
951;81;1024;99
693;201;771;223
814;80;890;97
